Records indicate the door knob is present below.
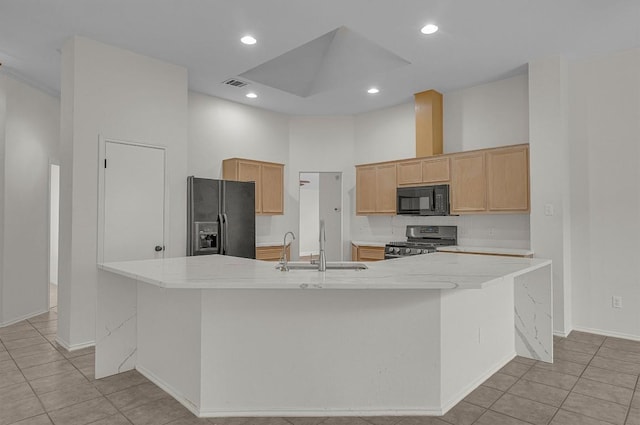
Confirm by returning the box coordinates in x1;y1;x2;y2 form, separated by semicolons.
154;245;164;252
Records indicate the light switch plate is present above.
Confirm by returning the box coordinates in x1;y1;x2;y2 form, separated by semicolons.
544;204;554;216
612;296;622;309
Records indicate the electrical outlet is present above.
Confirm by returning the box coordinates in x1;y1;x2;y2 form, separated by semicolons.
544;204;554;216
612;296;623;309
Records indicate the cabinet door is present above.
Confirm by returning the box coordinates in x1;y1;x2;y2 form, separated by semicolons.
358;246;385;261
376;164;397;214
422;157;450;183
397;161;422;186
451;152;486;213
237;161;261;213
487;146;529;212
356;166;377;214
261;163;284;214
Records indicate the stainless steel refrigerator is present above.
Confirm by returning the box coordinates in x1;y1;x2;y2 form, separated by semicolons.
187;177;256;258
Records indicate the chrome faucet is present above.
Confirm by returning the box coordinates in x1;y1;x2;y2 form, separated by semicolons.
318;220;326;272
279;231;295;271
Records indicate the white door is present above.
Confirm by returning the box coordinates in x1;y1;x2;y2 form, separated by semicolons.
103;141;166;263
319;172;342;261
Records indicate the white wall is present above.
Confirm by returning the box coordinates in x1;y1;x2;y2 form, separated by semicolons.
49;164;59;285
0;77;6;325
354;102;415;164
444;74;530;152
58;37;188;347
188;92;292;243
568;48;640;339
0;74;60;325
351;75;531;249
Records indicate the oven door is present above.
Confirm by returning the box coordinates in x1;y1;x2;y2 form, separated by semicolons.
397;186;434;215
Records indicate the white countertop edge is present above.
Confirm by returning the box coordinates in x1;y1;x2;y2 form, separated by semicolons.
351;241;387;247
437;246;534;256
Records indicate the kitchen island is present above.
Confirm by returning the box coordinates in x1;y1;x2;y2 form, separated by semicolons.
96;253;552;418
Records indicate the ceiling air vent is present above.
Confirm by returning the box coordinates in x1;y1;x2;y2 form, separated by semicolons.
222;78;249;88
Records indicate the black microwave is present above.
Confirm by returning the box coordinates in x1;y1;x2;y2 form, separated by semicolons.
397;184;450;216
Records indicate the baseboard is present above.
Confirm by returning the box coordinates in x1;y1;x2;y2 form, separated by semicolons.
572;326;640;342
136;365;201;417
0;308;50;327
55;336;95;351
440;351;516;414
138;366;443;418
554;330;570;338
197;407;444;418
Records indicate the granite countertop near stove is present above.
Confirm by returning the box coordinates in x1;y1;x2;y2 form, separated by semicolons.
437;246;534;257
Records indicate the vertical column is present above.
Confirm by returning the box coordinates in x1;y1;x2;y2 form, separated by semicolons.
529;56;572;335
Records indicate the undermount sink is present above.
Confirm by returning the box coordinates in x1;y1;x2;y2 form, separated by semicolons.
276;262;368;271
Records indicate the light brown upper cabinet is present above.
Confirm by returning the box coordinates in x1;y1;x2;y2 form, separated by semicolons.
397;157;450;187
422;157;450;183
486;145;529;212
223;158;284;215
451;152;487;213
356;143;529;216
356;163;397;215
451;144;530;214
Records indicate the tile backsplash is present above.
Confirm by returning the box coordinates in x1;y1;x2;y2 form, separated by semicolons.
352;214;530;249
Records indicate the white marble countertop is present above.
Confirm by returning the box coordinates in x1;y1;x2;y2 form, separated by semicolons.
351;241;387;247
437;246;534;257
98;253;550;291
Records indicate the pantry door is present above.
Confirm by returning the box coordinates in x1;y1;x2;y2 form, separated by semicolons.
101;140;166;263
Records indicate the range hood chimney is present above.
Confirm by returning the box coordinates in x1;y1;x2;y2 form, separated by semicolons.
414;89;443;157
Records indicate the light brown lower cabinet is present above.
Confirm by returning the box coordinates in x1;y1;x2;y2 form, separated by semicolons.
256;244;289;261
351;244;385;261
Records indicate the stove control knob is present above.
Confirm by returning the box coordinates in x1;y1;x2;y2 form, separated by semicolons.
417;249;423;254
405;248;412;254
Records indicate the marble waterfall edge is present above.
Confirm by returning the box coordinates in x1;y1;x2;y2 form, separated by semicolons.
514;264;553;362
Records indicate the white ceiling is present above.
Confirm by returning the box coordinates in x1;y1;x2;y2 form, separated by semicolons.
0;0;638;115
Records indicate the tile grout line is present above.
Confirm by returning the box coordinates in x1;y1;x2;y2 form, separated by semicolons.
2;320;57;425
475;361;538;425
548;334;639;425
545;334;601;425
29;312;137;425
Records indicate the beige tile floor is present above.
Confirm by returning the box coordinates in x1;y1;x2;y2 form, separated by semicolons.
1;313;640;425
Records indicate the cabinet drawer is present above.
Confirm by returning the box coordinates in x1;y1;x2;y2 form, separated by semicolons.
358;247;385;261
256;245;288;261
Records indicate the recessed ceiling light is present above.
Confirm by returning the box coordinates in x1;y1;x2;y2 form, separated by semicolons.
421;24;439;35
246;92;258;99
241;35;257;45
367;87;380;94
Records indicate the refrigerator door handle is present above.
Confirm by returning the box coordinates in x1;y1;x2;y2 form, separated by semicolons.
223;213;229;255
217;214;224;255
